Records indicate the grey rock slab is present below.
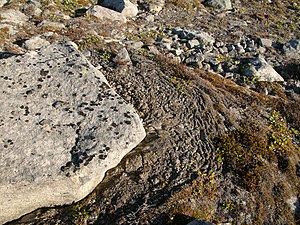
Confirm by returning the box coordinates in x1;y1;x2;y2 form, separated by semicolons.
283;39;300;59
37;20;66;30
243;56;284;82
259;38;273;48
205;0;232;10
194;31;215;47
98;0;138;18
187;39;200;49
86;5;127;23
0;0;7;7
24;36;50;50
0;9;28;25
0;41;146;224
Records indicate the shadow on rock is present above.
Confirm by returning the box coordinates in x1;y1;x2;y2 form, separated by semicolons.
274;62;300;80
0;52;19;59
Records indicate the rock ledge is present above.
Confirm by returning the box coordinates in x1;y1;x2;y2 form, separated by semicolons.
0;41;146;224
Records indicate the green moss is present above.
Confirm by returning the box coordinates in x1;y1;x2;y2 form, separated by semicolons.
75;33;103;50
216;111;299;191
166;171;218;223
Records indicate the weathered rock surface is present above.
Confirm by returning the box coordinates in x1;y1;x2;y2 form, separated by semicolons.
283;39;300;59
24;36;50;50
98;0;138;18
0;41;145;224
242;56;284;82
205;0;232;10
0;0;8;8
86;5;127;23
0;9;28;25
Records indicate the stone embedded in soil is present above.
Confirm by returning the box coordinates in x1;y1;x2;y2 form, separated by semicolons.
242;56;284;82
0;9;28;25
0;41;146;224
86;5;127;23
24;36;50;50
283;39;300;60
98;0;138;18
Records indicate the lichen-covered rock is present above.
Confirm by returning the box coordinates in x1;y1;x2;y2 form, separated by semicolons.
242;56;284;82
205;0;232;10
24;36;50;50
0;9;28;25
0;41;145;224
283;39;300;60
86;5;127;22
98;0;138;18
0;0;8;8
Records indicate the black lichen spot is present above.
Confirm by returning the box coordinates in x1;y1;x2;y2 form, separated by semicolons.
78;111;86;116
26;89;33;95
52;100;65;108
37;84;42;89
110;106;118;112
40;69;49;77
124;120;131;125
99;154;107;160
24;106;29;116
124;112;132;118
111;122;118;128
84;107;94;112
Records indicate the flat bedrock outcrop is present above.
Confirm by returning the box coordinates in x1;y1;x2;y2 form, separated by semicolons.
0;41;146;224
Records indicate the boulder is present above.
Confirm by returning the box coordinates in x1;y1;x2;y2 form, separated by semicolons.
98;0;138;18
242;56;284;82
0;41;146;224
24;36;50;50
0;0;7;7
38;21;66;30
283;39;300;59
86;5;127;23
205;0;232;10
0;9;28;25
